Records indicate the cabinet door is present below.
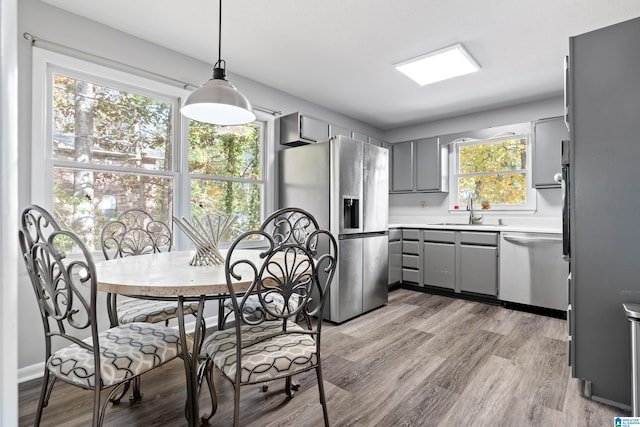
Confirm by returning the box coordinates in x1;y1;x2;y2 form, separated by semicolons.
351;131;368;142
423;242;455;289
389;240;402;285
460;245;497;295
533;117;568;188
329;123;350;138
415;137;441;191
369;136;383;147
300;115;329;142
391;141;414;192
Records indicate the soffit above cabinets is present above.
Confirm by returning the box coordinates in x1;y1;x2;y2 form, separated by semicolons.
41;0;640;130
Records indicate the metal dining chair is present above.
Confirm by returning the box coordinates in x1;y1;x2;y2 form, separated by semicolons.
100;208;203;402
19;205;190;427
217;207;321;330
199;217;338;426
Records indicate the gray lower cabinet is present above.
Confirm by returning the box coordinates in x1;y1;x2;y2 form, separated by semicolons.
388;229;402;285
420;229;498;297
423;242;455;289
460;244;498;296
401;229;421;284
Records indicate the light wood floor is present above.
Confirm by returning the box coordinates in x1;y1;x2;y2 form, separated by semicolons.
19;289;625;426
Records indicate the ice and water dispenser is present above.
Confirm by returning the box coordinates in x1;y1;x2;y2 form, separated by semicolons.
343;197;359;229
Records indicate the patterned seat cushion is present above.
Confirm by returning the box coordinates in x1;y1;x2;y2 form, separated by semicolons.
204;320;317;384
223;293;300;319
117;298;199;324
47;322;192;388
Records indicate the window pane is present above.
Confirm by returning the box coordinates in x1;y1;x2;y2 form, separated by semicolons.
53;166;173;251
190;179;262;242
459;138;527;174
52;74;173;171
188;121;261;179
458;173;527;206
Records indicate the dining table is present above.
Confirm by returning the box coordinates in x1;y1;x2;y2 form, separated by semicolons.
94;249;271;426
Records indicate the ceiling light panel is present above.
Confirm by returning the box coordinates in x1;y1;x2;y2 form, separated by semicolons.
395;43;480;86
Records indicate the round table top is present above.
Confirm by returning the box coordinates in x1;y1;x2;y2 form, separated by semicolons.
94;250;268;298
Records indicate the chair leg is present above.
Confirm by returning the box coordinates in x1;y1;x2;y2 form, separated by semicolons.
232;383;241;427
198;358;218;424
129;376;143;403
108;379;130;405
34;369;53;427
315;366;330;427
217;302;226;330
92;387;102;427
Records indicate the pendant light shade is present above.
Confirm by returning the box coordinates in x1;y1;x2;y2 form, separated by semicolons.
180;0;255;125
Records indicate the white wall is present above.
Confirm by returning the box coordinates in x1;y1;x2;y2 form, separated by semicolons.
382;96;564;225
1;0;19;422
16;0;385;375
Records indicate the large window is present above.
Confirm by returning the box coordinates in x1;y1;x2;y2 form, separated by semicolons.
188;121;264;242
33;49;271;252
453;135;534;210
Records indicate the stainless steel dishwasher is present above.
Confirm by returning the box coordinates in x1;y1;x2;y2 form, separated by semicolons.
499;232;568;311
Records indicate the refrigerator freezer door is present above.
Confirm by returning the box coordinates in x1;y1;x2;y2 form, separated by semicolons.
363;143;389;233
363;234;389;312
333;238;364;322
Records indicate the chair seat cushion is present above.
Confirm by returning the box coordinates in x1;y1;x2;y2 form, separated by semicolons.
47;322;191;388
223;293;299;318
117;298;199;324
204;320;317;384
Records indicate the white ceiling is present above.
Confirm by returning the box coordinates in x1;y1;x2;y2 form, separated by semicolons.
41;0;640;130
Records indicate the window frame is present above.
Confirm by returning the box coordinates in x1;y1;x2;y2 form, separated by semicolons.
32;48;275;253
450;133;536;212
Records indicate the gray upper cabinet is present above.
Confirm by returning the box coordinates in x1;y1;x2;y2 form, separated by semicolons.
391;141;414;192
369;136;383;147
329;123;351;139
533;116;568;188
351;131;368;143
280;112;329;145
416;137;449;192
390;137;448;193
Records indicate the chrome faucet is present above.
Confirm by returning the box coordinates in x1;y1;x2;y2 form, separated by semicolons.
466;194;484;224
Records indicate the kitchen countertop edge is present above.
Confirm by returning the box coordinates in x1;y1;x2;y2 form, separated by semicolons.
388;223;562;234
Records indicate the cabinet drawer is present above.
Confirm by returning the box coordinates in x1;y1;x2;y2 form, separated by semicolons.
402;241;420;255
460;231;498;246
423;230;455;243
402;229;420;240
402;254;420;269
402;268;419;283
389;229;402;241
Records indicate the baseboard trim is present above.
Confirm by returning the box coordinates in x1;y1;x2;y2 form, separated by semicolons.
18;314;219;384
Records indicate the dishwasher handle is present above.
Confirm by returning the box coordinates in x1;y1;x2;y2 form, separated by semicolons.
502;234;563;244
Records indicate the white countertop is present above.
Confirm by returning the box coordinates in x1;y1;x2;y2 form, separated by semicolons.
389;223;562;234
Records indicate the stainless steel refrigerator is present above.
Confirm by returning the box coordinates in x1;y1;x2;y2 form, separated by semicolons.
566;16;640;409
279;135;389;323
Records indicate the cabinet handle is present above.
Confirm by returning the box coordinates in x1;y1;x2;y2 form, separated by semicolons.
502;234;563;243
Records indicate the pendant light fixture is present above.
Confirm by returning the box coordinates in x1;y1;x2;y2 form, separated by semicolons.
181;0;255;125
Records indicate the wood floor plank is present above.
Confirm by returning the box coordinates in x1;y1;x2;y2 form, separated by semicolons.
513;335;568;411
18;289;630;426
438;355;522;425
498;395;570;426
423;329;504;394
